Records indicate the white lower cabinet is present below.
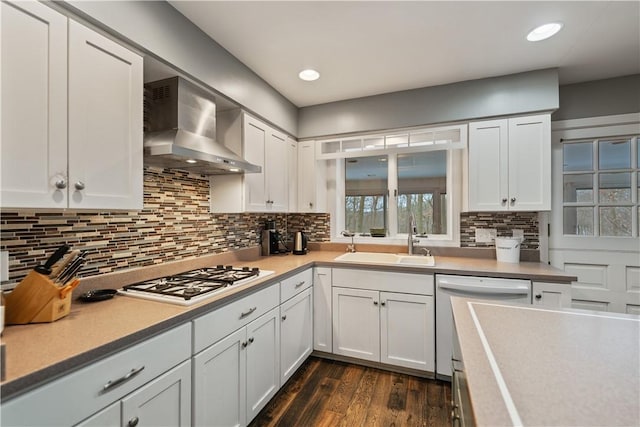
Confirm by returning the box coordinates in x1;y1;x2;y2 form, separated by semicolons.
193;307;280;427
532;281;572;308
1;324;191;427
77;361;191;427
331;269;435;372
280;287;313;384
313;267;332;352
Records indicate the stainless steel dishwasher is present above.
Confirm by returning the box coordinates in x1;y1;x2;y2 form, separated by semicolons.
436;274;531;378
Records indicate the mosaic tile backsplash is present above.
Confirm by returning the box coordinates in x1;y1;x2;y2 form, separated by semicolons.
459;212;539;250
1;167;330;285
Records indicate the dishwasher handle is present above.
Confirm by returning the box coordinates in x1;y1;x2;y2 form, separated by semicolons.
437;279;529;296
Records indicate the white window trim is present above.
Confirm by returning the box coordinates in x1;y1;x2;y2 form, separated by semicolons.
328;148;462;247
549;113;640;253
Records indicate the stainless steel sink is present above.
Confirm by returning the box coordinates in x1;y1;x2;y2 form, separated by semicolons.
334;252;435;267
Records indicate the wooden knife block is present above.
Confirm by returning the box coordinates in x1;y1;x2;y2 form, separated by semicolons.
4;271;73;324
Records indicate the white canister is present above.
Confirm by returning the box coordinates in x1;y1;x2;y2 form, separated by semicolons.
494;237;523;263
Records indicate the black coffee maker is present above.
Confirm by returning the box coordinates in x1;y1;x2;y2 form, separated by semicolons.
261;220;286;255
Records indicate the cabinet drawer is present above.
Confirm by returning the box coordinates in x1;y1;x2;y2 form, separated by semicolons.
332;268;434;295
280;269;313;303
2;323;191;427
193;283;279;354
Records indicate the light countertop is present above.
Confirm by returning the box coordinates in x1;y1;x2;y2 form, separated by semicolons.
1;248;575;400
451;297;640;426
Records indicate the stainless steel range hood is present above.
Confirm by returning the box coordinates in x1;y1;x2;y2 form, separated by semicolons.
144;77;260;175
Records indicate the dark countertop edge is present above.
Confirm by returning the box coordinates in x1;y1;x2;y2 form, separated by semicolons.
0;258;574;400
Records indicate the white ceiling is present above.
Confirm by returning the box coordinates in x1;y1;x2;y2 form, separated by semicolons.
169;1;640;108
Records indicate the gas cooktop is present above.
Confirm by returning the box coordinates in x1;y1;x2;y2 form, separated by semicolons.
119;265;274;306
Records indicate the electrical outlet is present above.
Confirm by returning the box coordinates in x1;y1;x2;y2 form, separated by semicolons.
475;228;497;243
0;251;8;282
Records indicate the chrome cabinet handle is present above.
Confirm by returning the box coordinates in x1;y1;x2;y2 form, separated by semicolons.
295;281;305;288
55;179;67;189
102;366;145;393
282;314;287;321
128;416;139;427
240;307;257;318
74;181;85;190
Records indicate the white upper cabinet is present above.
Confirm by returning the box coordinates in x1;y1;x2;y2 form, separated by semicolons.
1;2;143;210
468;114;551;211
211;113;290;212
297;140;326;213
68;21;143;210
287;137;298;212
1;1;68;208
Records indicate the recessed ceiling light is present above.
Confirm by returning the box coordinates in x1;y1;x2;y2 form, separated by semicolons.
527;22;563;42
229;168;240;172
299;69;320;81
186;159;197;164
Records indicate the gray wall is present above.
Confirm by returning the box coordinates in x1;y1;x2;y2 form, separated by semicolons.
61;0;298;136
552;74;640;121
298;69;559;139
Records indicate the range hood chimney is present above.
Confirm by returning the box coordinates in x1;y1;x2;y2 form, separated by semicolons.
143;77;260;175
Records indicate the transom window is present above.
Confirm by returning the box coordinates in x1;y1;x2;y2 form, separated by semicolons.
562;136;639;237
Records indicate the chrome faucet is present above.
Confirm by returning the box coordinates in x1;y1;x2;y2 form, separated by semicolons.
342;230;356;253
407;215;419;255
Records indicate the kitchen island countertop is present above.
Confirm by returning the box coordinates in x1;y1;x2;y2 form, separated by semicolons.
451;297;640;426
1;248;575;400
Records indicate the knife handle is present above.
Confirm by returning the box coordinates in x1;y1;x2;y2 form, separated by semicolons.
51;250;79;279
35;244;70;275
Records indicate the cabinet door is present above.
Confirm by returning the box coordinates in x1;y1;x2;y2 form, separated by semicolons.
287;137;298;212
121;361;191;427
265;129;288;211
68;20;143;210
75;402;120;427
532;281;571;308
246;307;280;422
193;328;247;427
297;141;317;212
243;115;268;211
1;0;67;208
332;287;380;362
468;119;509;211
507;114;551;211
380;292;434;371
280;288;313;384
313;267;332;352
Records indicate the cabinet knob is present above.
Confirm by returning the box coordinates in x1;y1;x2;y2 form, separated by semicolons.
242;341;248;348
55;179;67;189
309;202;313;208
128;416;139;427
381;301;386;306
501;198;508;204
373;301;378;306
282;315;287;321
74;181;85;191
510;197;516;203
248;337;254;344
535;294;542;300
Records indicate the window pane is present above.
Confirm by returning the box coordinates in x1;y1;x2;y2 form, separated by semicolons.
363;137;384;151
599;172;631;203
321;140;340;154
409;131;434;147
386;134;408;148
397;151;447;235
599;207;632;236
563;142;593;171
342;139;362;152
599;139;630;170
345;156;388;233
564;207;594;235
563;174;593;202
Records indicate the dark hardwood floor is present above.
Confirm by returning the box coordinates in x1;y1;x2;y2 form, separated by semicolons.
249;357;452;427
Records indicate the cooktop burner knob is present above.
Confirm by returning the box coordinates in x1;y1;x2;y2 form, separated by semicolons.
252;267;260;273
242;266;250;271
216;265;224;269
225;265;233;270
